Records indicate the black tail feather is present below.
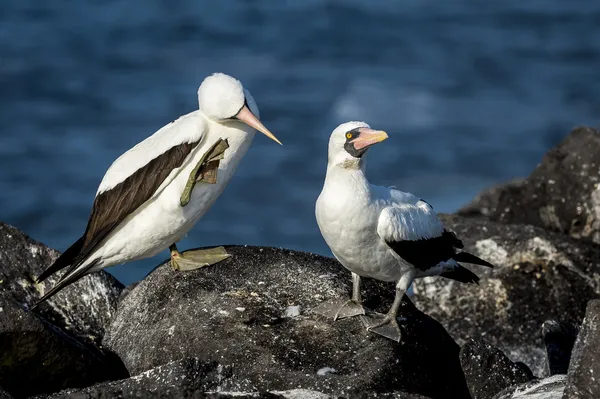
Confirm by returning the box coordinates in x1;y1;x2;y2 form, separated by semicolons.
36;236;85;283
440;264;480;284
31;258;100;310
453;251;494;268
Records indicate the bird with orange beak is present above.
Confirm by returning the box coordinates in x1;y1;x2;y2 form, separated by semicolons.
34;72;282;306
315;121;493;341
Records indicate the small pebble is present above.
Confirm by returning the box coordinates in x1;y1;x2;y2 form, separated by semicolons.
317;367;337;376
285;305;301;317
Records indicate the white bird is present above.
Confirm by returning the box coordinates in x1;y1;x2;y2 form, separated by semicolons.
34;72;281;306
315;121;493;342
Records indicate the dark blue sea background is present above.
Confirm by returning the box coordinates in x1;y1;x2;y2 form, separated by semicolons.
1;1;599;285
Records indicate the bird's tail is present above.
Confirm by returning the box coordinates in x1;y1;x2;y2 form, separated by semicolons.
453;251;494;268
36;236;85;283
31;257;99;310
440;264;480;284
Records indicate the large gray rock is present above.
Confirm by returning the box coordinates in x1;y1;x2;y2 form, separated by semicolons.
562;300;600;398
104;246;470;399
0;292;126;398
42;358;432;399
412;214;600;375
0;221;123;347
493;375;566;399
460;339;535;399
459;127;600;244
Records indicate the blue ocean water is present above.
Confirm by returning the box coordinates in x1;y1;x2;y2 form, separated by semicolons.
1;1;599;285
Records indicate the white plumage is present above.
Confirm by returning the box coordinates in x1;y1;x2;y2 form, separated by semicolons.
315;121;493;341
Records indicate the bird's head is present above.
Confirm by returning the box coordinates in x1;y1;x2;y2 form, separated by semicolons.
327;121;388;168
197;73;281;145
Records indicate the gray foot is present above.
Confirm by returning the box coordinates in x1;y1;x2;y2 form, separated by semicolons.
313;298;366;320
170;246;232;271
360;313;402;342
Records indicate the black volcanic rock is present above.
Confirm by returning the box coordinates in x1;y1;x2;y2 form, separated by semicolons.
42;357;434;399
104;246;469;399
412;214;600;376
562;300;600;398
0;292;127;398
459;126;600;244
460;339;535;399
0;221;123;347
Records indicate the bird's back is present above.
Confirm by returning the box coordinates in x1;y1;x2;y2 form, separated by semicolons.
97;111;205;195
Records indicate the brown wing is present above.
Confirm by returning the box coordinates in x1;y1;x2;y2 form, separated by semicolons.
64;140;201;277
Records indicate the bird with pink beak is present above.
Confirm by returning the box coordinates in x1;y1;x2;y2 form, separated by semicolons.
34;72;282;306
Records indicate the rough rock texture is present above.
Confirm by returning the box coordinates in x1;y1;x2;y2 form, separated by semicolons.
493;375;566;399
0;292;126;398
459;179;526;218
562;300;600;398
412;214;600;375
0;387;12;399
542;320;579;376
460;339;535;399
459;127;600;244
0;221;123;347
104;246;470;399
42;357;432;399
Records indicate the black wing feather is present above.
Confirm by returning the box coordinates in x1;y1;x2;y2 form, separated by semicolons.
385;230;460;272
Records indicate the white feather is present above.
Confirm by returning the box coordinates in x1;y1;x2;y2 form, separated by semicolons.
377;198;444;242
97;111;205;194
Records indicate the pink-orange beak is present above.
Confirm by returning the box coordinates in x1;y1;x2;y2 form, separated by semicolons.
235;105;282;145
351;127;388;150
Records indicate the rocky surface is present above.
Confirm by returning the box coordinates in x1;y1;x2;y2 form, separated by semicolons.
459;179;526;218
542;320;579;376
562;300;600;398
460;339;534;399
0;291;127;398
40;357;432;399
104;246;470;399
493;375;566;399
0;387;12;399
459;127;600;244
0;221;123;347
412;214;600;375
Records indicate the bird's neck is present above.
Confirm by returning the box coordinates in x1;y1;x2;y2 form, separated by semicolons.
325;161;371;198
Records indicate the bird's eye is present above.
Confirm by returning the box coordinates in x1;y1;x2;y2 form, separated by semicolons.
346;132;353;139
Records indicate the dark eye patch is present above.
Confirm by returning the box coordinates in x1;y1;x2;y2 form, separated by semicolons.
343;127;366;158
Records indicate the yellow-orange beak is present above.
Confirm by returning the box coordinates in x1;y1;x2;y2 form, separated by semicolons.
351;128;388;150
235;105;282;145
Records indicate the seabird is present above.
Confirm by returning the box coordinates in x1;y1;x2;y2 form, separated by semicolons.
34;72;281;306
315;121;494;342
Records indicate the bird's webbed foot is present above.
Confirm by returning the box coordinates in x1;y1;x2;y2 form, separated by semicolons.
313;297;366;320
360;312;403;342
169;245;231;271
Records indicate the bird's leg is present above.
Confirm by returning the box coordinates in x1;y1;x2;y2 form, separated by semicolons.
313;272;366;320
169;243;231;271
361;271;415;342
333;272;366;320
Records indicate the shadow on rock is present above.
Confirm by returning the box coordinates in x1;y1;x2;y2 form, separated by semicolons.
0;293;128;398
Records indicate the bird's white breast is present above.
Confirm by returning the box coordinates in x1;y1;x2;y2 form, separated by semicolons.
316;169;409;282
